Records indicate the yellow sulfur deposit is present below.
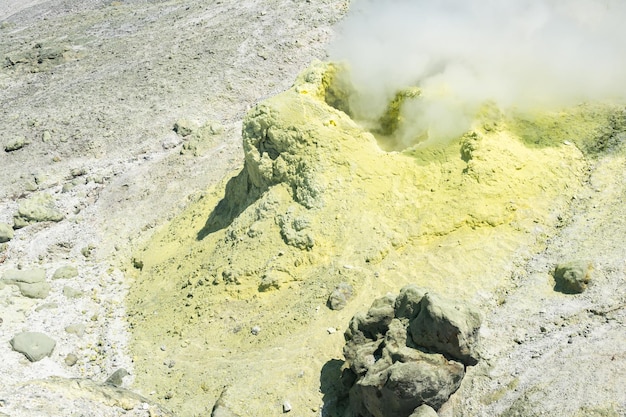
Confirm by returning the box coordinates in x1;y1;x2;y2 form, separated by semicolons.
127;61;622;416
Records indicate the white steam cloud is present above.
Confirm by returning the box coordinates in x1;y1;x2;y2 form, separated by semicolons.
329;0;626;144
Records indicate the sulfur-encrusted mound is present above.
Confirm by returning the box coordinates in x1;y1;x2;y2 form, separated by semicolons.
128;60;625;416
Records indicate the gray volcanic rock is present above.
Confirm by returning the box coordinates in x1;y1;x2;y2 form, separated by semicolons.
10;332;56;362
342;289;480;417
394;285;427;322
105;368;129;387
553;261;592;294
409;292;481;366
328;282;354;310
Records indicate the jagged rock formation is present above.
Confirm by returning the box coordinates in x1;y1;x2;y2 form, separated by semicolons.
341;285;481;417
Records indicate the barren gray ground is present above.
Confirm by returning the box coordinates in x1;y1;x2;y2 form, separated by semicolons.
0;0;347;415
0;1;624;417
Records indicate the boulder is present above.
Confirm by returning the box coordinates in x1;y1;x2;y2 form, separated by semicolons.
16;281;51;299
2;268;50;299
14;193;64;228
10;332;56;362
350;351;464;417
409;292;481;366
342;288;481;417
553;261;592;294
0;222;14;242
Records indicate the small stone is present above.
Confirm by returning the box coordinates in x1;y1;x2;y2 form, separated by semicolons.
91;175;105;184
35;302;58;311
258;272;281;292
63;285;84;299
160;345;166;351
327;327;337;334
282;401;292;413
5;137;28;152
251;326;261;335
53;265;78;280
42;130;52;142
70;167;86;178
24;180;38;192
81;244;95;258
132;258;144;270
61;183;75;193
64;353;78;366
207;121;224;135
327;282;353;310
211;388;239;417
161;133;182;150
173;119;196;137
164;391;173;400
105;368;129;387
554;261;592;294
33;173;46;185
65;323;86;337
10;332;56;362
0;223;14;243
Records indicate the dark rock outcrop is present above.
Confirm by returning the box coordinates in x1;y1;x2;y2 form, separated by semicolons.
341;285;482;417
